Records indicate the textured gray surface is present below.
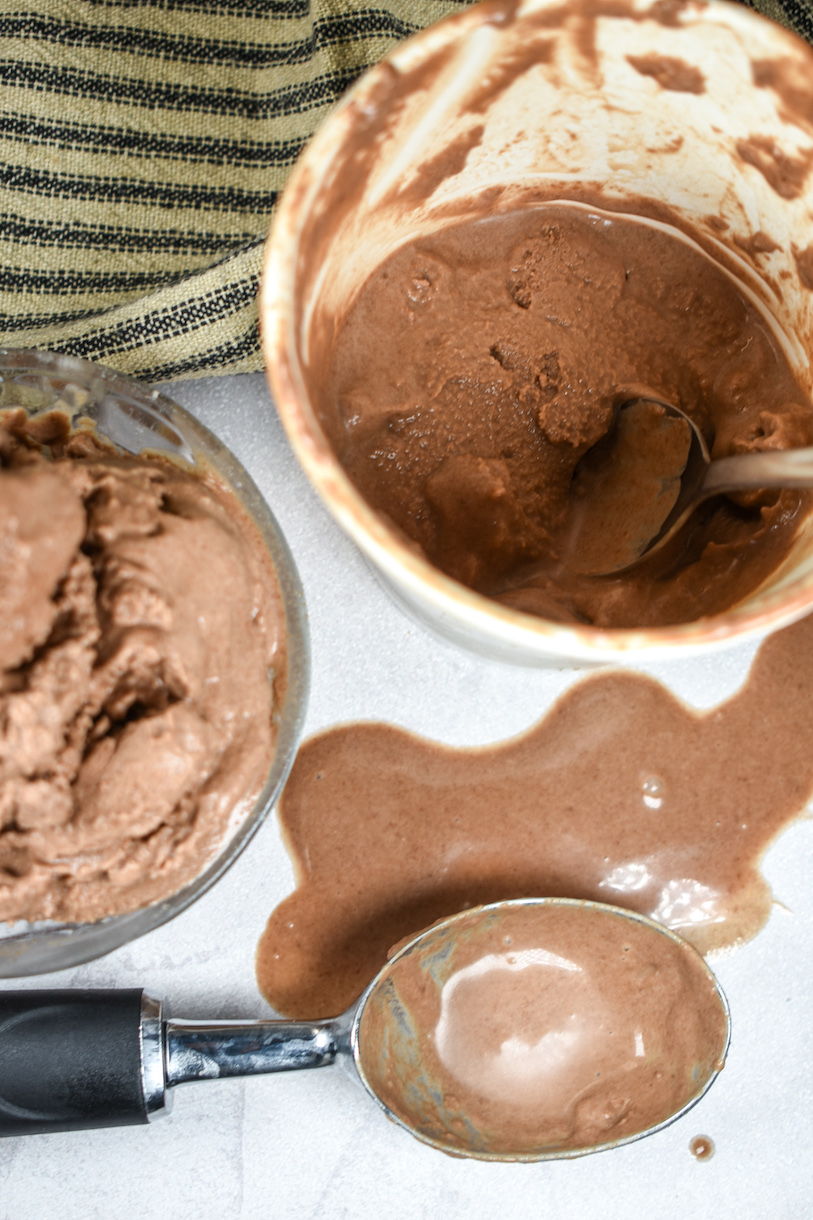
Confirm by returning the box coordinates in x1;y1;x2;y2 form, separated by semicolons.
0;372;811;1219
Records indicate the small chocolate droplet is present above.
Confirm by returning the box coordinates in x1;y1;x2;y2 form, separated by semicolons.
690;1135;715;1160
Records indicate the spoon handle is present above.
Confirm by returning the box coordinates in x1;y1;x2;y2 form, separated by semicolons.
0;988;345;1138
703;446;813;495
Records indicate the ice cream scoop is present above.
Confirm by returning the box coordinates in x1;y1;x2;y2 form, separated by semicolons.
574;398;813;575
0;898;729;1159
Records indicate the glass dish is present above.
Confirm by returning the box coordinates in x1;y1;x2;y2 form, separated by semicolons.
0;348;310;976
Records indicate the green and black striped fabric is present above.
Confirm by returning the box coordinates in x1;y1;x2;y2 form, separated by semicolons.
0;0;810;384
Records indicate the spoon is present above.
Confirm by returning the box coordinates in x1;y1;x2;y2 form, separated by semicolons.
569;397;813;575
0;898;729;1160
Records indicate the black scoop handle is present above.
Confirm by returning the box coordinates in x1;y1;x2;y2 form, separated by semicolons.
0;989;151;1137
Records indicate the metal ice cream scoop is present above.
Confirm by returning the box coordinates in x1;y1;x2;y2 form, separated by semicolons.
572;397;813;575
0;898;730;1160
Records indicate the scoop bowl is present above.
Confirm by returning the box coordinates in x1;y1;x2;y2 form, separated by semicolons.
353;898;730;1160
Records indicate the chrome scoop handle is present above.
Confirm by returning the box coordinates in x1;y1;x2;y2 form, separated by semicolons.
165;1014;341;1085
0;988;347;1138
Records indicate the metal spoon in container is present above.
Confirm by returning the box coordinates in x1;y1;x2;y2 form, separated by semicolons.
0;898;729;1160
568;397;813;575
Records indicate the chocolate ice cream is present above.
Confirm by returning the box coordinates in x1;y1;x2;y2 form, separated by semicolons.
319;203;813;628
0;411;286;925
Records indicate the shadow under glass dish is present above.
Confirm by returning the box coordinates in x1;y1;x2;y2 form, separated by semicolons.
0;348;310;977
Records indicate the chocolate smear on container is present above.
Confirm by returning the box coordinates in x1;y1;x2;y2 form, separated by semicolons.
626;53;705;93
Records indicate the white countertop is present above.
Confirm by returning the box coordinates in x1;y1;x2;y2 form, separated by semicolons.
1;371;811;1220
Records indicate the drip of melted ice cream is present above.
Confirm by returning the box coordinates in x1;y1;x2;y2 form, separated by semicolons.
0;411;285;924
358;903;728;1157
257;610;813;1018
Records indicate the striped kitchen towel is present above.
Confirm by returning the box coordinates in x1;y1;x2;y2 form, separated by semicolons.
0;0;810;384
